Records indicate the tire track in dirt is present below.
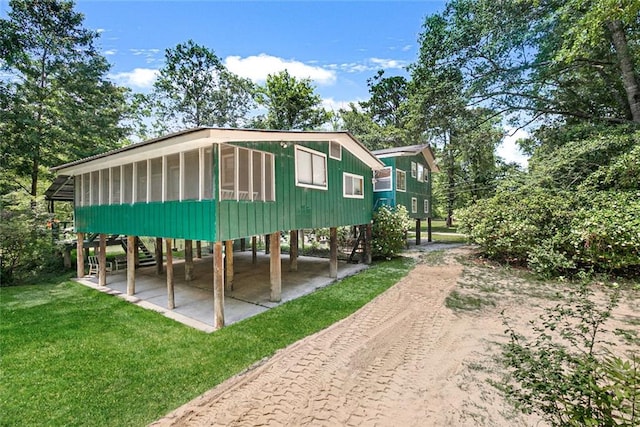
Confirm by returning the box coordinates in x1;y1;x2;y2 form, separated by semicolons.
151;251;482;426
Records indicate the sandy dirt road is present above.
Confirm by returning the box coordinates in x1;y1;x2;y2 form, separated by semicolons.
152;248;541;426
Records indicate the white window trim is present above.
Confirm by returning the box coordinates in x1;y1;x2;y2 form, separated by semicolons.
411;161;417;178
411;197;418;213
295;145;328;190
343;172;365;199
132;162;138;204
329;140;342;160
374;166;393;192
146;159;151;203
424;199;429;214
417;163;424;183
396;169;406;192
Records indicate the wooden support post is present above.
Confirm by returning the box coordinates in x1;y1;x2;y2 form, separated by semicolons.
76;232;84;278
251;236;257;264
269;232;281;302
428;217;433;242
329;227;338;278
289;230;298;272
134;236;140;267
225;240;234;291
196;241;202;258
166;238;174;309
265;234;270;254
416;219;422;245
185;239;193;281
300;229;305;252
213;242;224;330
98;234;107;287
364;224;372;265
126;235;136;296
240;238;246;252
155;237;164;275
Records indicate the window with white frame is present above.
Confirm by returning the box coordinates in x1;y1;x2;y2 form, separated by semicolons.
374;167;392;191
202;147;213;200
424;199;429;214
411;197;418;213
90;171;99;206
295;145;327;189
220;145;235;200
343;173;364;198
122;164;133;204
396;169;406;192
100;169;109;205
411;161;417;178
149;158;162;202
417;163;424;182
423;166;429;182
165;154;180;201
329;140;342;160
110;167;121;204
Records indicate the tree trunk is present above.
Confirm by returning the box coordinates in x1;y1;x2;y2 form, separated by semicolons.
607;19;640;123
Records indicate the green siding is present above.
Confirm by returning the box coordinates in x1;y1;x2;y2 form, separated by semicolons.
76;200;217;241
373;155;433;219
217;141;374;241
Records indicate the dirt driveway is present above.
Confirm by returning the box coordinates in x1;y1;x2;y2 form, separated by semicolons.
153;247;541;426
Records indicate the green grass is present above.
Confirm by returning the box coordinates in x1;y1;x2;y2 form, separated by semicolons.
0;257;414;426
445;290;496;311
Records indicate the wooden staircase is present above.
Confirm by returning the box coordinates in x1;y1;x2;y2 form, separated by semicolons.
121;237;156;267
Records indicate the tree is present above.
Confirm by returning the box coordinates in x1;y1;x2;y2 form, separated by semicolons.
254;70;331;130
0;0;128;198
413;0;640;128
149;39;255;134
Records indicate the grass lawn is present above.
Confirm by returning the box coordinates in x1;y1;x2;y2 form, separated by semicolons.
1;257;413;426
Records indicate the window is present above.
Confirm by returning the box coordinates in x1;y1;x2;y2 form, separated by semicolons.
424;199;430;215
295;146;327;189
374;167;392;191
122;164;133;204
329;140;342;160
135;161;147;203
183;149;199;200
423;167;429;182
343;173;364;198
82;173;90;206
396;169;406;192
417;163;424;182
220;145;236;200
238;148;251;200
411;161;417;178
264;153;275;201
411;197;418;213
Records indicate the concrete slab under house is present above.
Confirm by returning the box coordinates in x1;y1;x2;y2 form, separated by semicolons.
47;128;385;330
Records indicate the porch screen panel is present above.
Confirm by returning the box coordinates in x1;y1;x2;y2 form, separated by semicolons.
238;148;250;200
90;171;99;205
265;153;275;201
110;167;120;204
252;151;263;201
75;175;82;206
123;163;133;204
100;169;109;204
183;149;199;200
135;160;147;203
220;145;235;200
82;173;90;206
150;158;162;202
166;154;180;201
203;147;213;199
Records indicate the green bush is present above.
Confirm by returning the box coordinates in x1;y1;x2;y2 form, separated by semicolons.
458;189;640;277
371;204;411;259
500;283;639;426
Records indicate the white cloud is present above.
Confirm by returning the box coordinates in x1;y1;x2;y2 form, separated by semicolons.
224;54;336;86
103;49;117;56
401;44;412;52
110;68;158;89
321;97;362;113
497;128;530;168
369;58;408;70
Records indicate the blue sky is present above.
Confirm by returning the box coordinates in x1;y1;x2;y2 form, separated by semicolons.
1;0;528;165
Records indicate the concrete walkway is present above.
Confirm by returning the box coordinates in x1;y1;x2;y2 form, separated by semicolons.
77;251;368;333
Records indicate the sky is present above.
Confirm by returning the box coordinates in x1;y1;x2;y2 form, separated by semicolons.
0;0;528;166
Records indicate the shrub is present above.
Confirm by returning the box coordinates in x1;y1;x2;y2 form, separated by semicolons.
500;283;639;426
371;204;411;259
